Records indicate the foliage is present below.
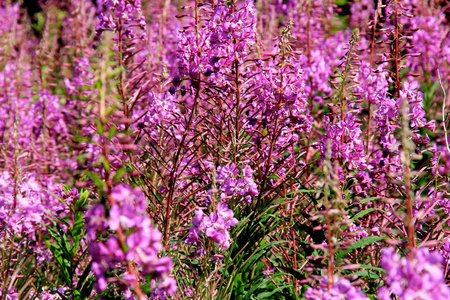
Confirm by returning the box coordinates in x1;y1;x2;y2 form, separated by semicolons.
1;0;450;299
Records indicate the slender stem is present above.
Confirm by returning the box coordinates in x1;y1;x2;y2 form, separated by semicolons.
163;0;202;249
255;67;285;210
366;0;382;152
338;35;357;121
324;193;335;289
164;72;202;250
393;0;415;248
438;68;450;153
235;60;241;149
393;1;401;99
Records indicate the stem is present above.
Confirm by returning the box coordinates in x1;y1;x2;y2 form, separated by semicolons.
393;0;415;248
234;59;241;149
324;193;335;289
393;1;401;99
118;19;130;127
163;0;202;249
438;68;450;153
366;0;382;152
338;33;357;121
164;76;202;250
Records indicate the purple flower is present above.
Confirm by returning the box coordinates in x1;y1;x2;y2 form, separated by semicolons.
86;185;175;294
320;112;367;171
96;0;146;40
149;276;178;300
306;275;369;300
185;202;238;252
86;204;107;240
379;247;450;299
217;164;258;201
0;286;18;300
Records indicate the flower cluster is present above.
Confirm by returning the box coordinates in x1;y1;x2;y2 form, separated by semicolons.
0;286;18;299
405;9;450;81
0;171;62;240
64;57;94;96
185;202;238;252
353;61;390;107
142;91;181;128
272;0;348;99
320;112;367;171
96;0;146;40
379;247;450;299
216;164;258;203
248;57;312;133
349;0;375;29
305;275;369;300
86;185;175;295
400;82;435;146
177;0;257;83
208;0;257;63
2;0;450;298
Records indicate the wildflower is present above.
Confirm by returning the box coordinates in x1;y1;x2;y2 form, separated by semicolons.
306;275;369;300
185;203;238;252
379;247;450;299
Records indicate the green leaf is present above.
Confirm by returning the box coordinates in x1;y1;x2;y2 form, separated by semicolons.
241;278;273;300
98;156;110;173
31;13;45;33
108;125;117;140
335;0;348;6
256;284;295;299
61;263;72;286
44;212;70;228
113;167;126;182
88;172;106;190
351;208;375;221
287;189;319;195
95;119;104;135
43;189;68;207
46;225;63;243
72;210;84;256
360;197;380;204
80;277;95;298
76;262;92;291
357;264;385;273
346;270;380;279
277;266;306;281
336;236;386;260
241;240;286;275
75;190;89;208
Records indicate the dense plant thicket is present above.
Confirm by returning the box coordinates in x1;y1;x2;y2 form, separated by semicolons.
1;0;450;299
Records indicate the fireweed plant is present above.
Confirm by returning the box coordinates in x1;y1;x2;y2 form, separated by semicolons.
0;0;450;298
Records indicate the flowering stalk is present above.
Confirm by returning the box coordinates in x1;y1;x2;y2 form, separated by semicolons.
337;29;359;121
163;0;204;249
255;20;294;210
392;0;416;249
365;0;384;152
